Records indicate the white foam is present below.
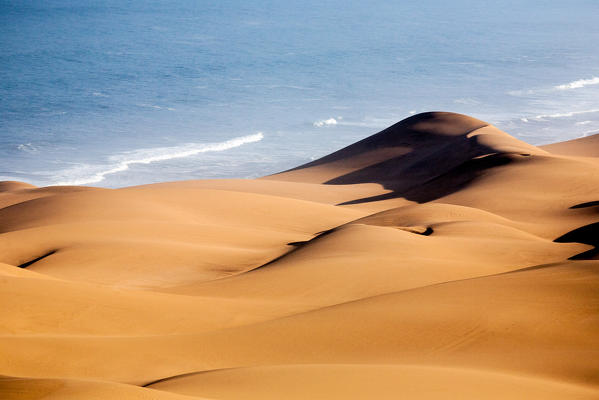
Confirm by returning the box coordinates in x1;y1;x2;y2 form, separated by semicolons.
508;76;599;96
576;120;593;125
16;143;38;153
313;118;338;127
266;84;311;90
54;133;264;186
534;109;599;120
555;76;599;90
137;103;175;110
453;98;479;105
507;89;535;96
334;116;400;129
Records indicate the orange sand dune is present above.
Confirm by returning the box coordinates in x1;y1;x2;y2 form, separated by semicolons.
1;112;598;399
541;133;599;157
147;364;599;400
0;376;206;400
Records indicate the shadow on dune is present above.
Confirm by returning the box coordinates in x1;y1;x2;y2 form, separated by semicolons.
337;152;518;205
570;201;599;210
554;222;599;260
17;250;57;269
270;112;541;205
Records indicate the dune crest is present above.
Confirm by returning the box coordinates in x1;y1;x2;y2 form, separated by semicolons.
541;134;599;157
1;112;598;399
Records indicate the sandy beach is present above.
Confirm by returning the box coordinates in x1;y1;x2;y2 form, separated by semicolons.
1;112;598;399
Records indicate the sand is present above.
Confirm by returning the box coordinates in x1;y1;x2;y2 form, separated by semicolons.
1;112;598;399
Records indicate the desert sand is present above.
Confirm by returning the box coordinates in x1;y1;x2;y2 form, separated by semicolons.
1;112;598;399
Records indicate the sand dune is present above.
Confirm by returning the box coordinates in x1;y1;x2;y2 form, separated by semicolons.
541;133;599;157
0;376;206;400
1;112;598;399
147;364;598;400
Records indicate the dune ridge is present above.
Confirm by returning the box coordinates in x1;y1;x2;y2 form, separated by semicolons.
1;112;598;399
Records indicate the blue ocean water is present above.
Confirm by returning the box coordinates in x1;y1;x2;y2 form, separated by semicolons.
1;0;599;187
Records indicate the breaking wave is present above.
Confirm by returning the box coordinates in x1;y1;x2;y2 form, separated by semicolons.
534;109;599;120
54;133;264;186
555;76;599;90
313;118;339;127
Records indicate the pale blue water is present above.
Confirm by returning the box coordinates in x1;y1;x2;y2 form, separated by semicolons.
2;0;599;187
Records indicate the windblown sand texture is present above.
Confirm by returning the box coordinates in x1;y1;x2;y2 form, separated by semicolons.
1;112;598;399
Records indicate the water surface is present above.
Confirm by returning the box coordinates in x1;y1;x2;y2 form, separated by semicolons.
1;0;598;187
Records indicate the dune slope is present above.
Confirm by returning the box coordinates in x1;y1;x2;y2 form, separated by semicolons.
1;112;598;399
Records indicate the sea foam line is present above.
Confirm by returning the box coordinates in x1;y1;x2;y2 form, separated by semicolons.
555;76;599;90
313;117;339;127
582;128;599;137
508;75;599;96
534;109;599;120
54;132;264;186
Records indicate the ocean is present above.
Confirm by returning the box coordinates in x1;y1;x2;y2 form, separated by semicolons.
1;0;599;188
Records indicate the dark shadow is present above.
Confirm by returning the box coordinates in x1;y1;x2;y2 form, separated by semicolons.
275;112;489;176
396;226;434;236
17;250;56;268
420;226;434;236
570;201;599;209
247;229;338;272
143;370;212;388
287;241;306;247
324;127;490;189
271;112;535;206
339;152;518;205
286;228;336;247
554;222;599;260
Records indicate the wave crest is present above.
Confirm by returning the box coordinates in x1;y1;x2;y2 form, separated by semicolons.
313;118;338;127
555;76;599;90
54;133;264;186
534;109;599;120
